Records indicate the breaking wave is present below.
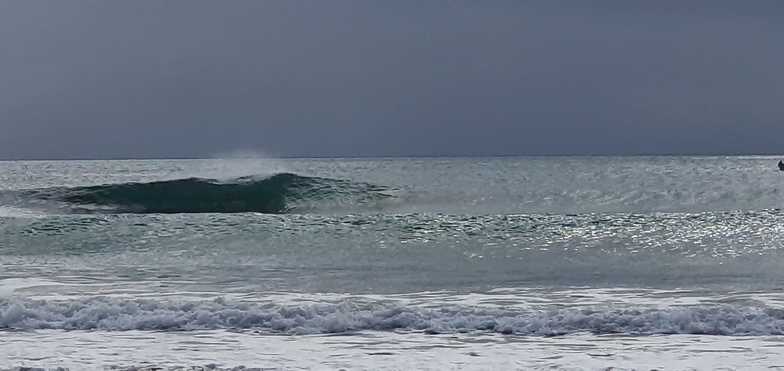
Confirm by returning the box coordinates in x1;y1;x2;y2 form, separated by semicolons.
2;297;783;336
20;173;393;214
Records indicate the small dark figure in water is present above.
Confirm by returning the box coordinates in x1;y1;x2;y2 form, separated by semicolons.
779;160;784;171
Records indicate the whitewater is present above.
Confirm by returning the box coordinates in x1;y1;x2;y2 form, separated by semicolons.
2;156;784;370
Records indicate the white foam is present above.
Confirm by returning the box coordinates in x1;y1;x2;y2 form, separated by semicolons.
2;297;783;336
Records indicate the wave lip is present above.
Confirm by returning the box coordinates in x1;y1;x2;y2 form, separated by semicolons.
2;297;784;336
21;173;393;214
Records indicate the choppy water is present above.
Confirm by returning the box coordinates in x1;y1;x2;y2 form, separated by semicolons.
2;156;784;370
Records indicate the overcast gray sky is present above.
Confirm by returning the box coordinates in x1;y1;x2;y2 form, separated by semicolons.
1;1;782;159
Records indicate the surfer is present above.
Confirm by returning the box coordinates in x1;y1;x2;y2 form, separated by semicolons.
779;160;784;171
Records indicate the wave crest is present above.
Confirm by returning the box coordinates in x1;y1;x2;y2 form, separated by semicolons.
22;173;393;214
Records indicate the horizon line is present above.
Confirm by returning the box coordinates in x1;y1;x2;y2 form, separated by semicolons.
2;152;784;162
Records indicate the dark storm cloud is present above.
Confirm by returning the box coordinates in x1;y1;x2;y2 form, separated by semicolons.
1;1;782;159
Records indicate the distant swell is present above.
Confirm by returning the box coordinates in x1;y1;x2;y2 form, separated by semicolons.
22;173;392;214
2;298;784;336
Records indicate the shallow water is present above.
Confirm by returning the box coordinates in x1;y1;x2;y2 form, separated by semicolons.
2;156;784;369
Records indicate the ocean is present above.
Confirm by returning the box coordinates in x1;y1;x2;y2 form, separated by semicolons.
2;156;784;370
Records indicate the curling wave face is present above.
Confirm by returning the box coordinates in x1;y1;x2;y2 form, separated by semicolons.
19;173;393;214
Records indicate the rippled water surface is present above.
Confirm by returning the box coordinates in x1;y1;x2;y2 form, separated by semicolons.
2;156;784;370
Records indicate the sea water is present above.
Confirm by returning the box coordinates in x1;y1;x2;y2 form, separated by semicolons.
2;156;784;370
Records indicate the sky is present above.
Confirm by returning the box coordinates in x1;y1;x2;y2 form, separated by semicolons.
1;1;783;159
